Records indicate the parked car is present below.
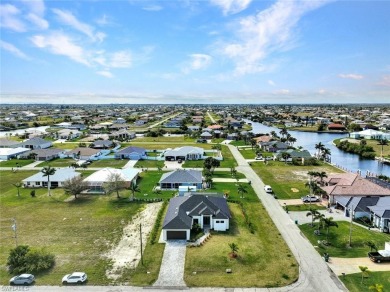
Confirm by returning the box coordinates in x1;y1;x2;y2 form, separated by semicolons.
301;195;320;203
255;156;264;160
368;251;390;263
196;139;207;143
177;159;183;164
264;185;273;193
10;274;35;285
62;272;87;284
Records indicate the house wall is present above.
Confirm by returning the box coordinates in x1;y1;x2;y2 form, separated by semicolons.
213;219;229;231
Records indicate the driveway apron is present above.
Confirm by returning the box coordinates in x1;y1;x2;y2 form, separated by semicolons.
153;240;187;287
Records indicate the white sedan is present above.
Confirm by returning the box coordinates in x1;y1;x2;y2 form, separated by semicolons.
62;272;87;284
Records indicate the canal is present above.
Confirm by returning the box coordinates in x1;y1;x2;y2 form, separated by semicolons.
245;119;390;177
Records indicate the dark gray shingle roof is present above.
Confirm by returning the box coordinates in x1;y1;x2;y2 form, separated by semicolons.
159;169;202;184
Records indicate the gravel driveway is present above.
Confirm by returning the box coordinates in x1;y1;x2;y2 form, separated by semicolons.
153;240;187;287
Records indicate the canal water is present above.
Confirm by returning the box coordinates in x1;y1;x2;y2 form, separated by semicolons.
245;119;390;177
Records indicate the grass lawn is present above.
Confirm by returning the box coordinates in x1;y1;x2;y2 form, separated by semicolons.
287;204;326;212
212;171;245;179
341;271;390;292
230;140;249;146
135;171;175;200
52;142;80;150
123;142;213;150
299;221;390;258
0;170;144;285
251;161;344;199
0;159;34;167
185;200;298;287
134;160;165;168
182;145;237;168
37;158;76;167
88;159;128;168
133;136;193;143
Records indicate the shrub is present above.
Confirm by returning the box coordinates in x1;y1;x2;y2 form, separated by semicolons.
7;245;55;274
150;200;168;244
30;190;35;197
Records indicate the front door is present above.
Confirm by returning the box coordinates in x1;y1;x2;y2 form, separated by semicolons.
203;216;210;226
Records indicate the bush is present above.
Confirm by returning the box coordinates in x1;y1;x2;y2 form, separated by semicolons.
7;245;55;274
30;190;35;197
150;200;168;244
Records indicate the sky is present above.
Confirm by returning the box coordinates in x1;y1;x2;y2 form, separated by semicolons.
1;0;390;104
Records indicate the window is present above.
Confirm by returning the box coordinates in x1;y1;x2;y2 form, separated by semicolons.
35;182;40;186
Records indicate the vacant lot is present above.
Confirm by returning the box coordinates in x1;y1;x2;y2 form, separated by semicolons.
300;221;390;258
341;271;390;292
88;159;128;168
0;159;34;167
185;199;298;287
251;161;344;199
37;158;76;167
0;170;146;285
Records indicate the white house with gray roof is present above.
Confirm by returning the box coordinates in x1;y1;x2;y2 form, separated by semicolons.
22;168;81;188
159;169;203;190
368;197;390;233
164;146;204;161
162;193;231;240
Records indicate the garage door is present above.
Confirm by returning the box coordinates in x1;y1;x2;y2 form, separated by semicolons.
167;231;187;240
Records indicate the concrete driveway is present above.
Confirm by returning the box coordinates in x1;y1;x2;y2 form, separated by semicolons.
153;240;187;287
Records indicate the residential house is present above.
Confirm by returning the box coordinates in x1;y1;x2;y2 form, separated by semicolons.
349;129;390;140
164;121;181;128
83;167;140;193
57;129;81;140
226;133;238;140
90;140;114;149
260;141;289;152
66;147;102;160
274;149;312;162
327;123;346;131
114;117;126;124
164;146;204;161
18;148;63;161
254;135;272;144
368;197;390;233
109;129;135;140
115;146;147;160
162;193;231;240
0;138;20;148
200;131;213;140
18;137;52;150
22;168;81;188
0;148;30;160
134;120;147;126
159;169;203;190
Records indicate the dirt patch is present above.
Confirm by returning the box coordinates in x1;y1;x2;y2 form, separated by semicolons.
291;188;299;193
105;202;163;280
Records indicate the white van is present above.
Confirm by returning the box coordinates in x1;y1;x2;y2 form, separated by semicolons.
264;185;273;193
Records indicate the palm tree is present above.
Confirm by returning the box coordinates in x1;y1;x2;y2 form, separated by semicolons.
279;127;288;139
205;176;213;188
365;240;378;252
369;283;384;292
315;142;325;158
315;213;326;230
228;242;239;257
377;139;388;162
281;152;291;164
317;171;328;186
41;166;56;196
13;182;22;197
129;182;140;201
306;208;320;227
359;266;370;284
237;184;248;199
321;147;331;162
323;217;338;243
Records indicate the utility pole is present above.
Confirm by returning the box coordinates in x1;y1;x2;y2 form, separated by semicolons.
348;205;353;247
11;218;18;247
139;223;144;266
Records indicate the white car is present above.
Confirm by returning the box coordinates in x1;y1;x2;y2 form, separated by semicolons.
10;274;35;285
62;272;87;284
301;195;320;203
264;185;273;193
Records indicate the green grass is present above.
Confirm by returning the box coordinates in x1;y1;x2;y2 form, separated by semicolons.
133;136;192;143
185;199;298;287
134;160;165;168
37;158;76;167
287;204;326;212
52;142;80;150
251;161;344;199
299;221;390;258
230;140;248;146
88;159;128;168
0;170;144;285
340;271;390;292
0;159;34;167
212;171;245;179
135;171;175;200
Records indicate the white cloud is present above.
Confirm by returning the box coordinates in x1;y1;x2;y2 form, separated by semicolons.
30;32;90;66
26;13;49;30
182;54;212;74
109;51;132;68
96;71;114;78
220;0;331;75
21;0;45;16
376;75;390;87
96;14;110;26
211;0;252;15
268;80;275;86
0;40;30;60
274;89;290;95
0;4;26;32
52;8;105;42
338;73;364;80
142;5;163;11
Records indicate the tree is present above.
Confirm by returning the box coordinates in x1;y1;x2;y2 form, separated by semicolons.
228;242;239;257
377;139;388;162
323;217;338;243
63;176;89;199
250;139;257;150
315;142;325;157
13;182;22;197
129;181;140;201
7;245;55;274
281;152;291;164
41;166;56;196
306;208;320;227
359;266;370;284
315;213;326;230
237;184;248;199
369;284;384;292
103;172;127;198
205;176;213;188
365;240;378;252
279;127;288;139
321;147;331;162
317;171;328;186
204;157;220;173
